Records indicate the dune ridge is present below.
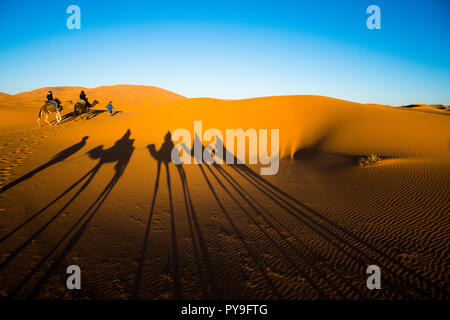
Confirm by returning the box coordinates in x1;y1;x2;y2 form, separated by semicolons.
88;95;449;161
0;85;186;111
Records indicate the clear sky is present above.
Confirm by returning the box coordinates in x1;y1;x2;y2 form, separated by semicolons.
0;0;449;105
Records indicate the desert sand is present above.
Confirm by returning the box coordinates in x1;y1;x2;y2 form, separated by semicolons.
0;85;448;300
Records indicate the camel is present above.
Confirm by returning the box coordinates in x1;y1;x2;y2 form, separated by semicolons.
73;99;99;118
37;99;70;127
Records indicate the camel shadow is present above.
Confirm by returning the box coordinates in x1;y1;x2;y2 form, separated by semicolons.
175;135;448;299
58;108;108;124
2;130;134;299
133;131;181;299
59;111;77;124
176;135;283;298
0;136;89;194
133;132;220;299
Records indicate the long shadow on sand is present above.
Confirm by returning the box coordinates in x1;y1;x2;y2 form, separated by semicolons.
190;136;355;299
133;132;221;299
174;135;448;299
238;164;449;299
133;132;180;299
2;130;134;299
58;108;117;125
177;164;221;299
210;135;448;299
181;136;284;299
0;136;89;195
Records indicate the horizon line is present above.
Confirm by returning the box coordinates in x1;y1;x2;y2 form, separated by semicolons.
0;84;448;107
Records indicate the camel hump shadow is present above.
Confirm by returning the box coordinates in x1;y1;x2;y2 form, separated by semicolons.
147;131;175;164
147;132;239;166
178;133;240;165
87;129;134;171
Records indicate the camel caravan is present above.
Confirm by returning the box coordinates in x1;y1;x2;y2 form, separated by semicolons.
37;90;100;127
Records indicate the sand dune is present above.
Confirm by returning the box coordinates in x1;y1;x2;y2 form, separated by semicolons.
400;104;450;115
0;86;448;300
0;85;186;132
89;95;449;160
0;85;186;112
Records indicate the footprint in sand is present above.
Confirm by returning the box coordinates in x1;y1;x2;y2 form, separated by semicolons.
0;128;56;187
129;215;145;225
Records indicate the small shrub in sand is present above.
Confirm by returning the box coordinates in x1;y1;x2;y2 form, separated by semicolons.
359;154;382;167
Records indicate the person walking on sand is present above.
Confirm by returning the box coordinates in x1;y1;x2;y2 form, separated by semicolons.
106;101;114;116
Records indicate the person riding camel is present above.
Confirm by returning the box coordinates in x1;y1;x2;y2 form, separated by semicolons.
46;90;59;108
79;90;92;108
47;91;54;102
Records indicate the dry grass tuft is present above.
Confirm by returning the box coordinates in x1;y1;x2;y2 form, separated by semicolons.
359;154;382;167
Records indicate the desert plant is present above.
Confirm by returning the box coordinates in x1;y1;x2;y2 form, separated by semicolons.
359;153;382;167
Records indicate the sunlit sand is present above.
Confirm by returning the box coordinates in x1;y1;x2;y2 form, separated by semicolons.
0;85;448;299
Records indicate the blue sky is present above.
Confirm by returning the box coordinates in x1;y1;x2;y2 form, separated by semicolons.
0;0;449;105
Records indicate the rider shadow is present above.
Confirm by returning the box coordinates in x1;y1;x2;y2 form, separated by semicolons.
134;132;219;299
60;110;106;124
182;136;355;298
0;136;89;195
3;130;134;299
133;131;182;299
179;135;282;298
175;136;221;298
194;136;346;298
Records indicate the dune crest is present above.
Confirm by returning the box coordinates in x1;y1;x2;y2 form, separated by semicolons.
0;85;186;112
92;95;448;162
2;90;448;161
